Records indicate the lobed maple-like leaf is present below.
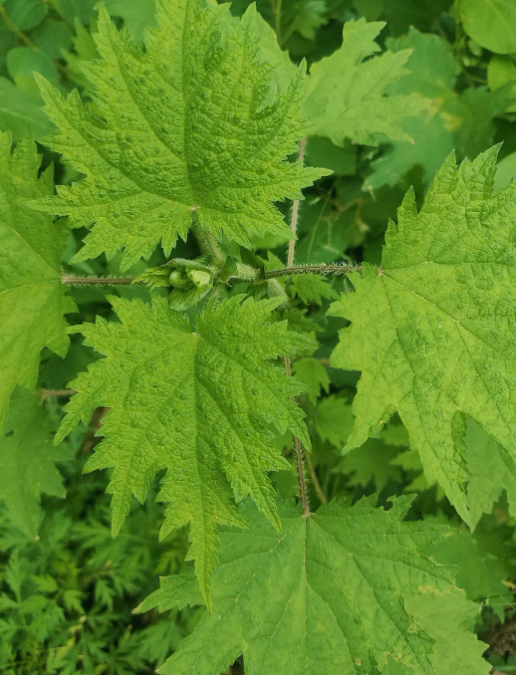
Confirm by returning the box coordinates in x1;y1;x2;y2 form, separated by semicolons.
304;19;429;147
56;295;313;605
330;147;516;524
139;497;488;675
0;132;74;426
31;0;326;269
0;389;68;538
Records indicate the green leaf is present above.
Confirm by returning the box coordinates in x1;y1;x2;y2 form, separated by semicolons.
147;497;488;675
488;54;516;112
2;0;48;31
460;0;516;55
429;515;516;615
314;394;354;447
291;357;329;404
0;77;54;140
304;18;429;147
103;0;158;45
288;274;338;304
56;296;313;606
7;46;59;86
367;29;510;190
32;0;326;269
0;389;66;538
330;147;516;524
338;439;403;491
0;132;74;426
464;419;516;527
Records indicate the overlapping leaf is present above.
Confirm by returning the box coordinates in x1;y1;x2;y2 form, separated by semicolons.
304;19;429;147
32;0;326;269
330;148;516;523
0;389;67;537
56;296;313;605
0;132;74;426
139;497;488;675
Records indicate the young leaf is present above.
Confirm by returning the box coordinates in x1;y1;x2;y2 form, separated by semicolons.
32;0;326;269
330;147;516;524
304;19;429;147
56;296;313;606
144;497;488;675
0;132;74;425
0;389;66;538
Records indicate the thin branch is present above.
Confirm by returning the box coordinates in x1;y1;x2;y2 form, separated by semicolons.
304;449;327;505
41;389;76;400
62;274;141;286
284;356;310;517
0;5;37;49
287;137;307;268
267;263;361;279
284;137;311;517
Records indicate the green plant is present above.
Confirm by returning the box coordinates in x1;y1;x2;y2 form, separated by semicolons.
3;0;516;673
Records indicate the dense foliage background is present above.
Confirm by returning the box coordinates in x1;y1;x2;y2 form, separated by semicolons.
3;0;516;672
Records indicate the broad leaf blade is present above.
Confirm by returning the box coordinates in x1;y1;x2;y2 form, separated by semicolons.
0;132;74;425
57;296;313;605
330;148;516;523
145;498;488;675
304;19;429;147
32;0;327;269
0;389;66;538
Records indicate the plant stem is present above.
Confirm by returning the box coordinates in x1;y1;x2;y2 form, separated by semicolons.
267;263;361;278
41;389;76;399
193;225;224;261
287;137;307;268
305;449;327;505
61;274;141;285
0;5;37;49
284;356;310;517
284;137;311;517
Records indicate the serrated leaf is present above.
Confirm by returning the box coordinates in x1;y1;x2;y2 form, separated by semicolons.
291;357;329;404
0;132;74;425
0;77;54;140
464;419;516;528
304;18;429;147
338;439;403;491
0;389;66;538
330;148;516;524
57;295;313;605
314;395;354;447
147;497;487;675
367;29;510;191
32;0;326;269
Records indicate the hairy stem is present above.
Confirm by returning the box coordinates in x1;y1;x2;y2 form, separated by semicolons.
267;263;361;278
287;137;307;268
193;225;224;261
284;356;310;516
284;137;311;517
62;274;141;286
